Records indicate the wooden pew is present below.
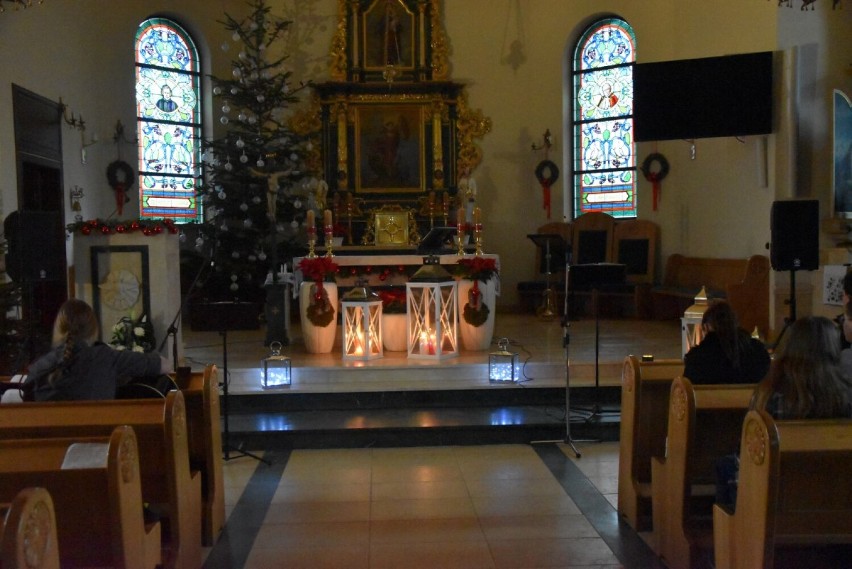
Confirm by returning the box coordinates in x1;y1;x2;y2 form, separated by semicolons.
0;391;202;569
713;410;852;569
617;355;684;531
1;487;60;569
0;426;160;569
175;364;225;546
651;377;755;569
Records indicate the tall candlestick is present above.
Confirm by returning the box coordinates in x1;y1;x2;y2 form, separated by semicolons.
456;207;465;226
323;209;332;228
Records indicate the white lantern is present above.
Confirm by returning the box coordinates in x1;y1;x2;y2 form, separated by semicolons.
262;341;291;389
681;286;710;357
406;257;458;360
341;284;383;361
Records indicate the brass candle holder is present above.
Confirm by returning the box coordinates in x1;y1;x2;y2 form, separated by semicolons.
324;225;334;258
456;223;466;256
306;227;318;258
474;223;483;256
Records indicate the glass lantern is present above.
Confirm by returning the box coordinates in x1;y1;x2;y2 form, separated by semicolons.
489;337;519;383
341;284;383;361
406;256;458;360
681;286;710;357
262;341;291;389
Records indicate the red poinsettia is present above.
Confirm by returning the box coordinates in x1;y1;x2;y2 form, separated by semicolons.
377;287;407;314
298;256;339;283
456;257;498;283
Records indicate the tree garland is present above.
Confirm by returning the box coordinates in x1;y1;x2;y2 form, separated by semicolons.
67;218;178;236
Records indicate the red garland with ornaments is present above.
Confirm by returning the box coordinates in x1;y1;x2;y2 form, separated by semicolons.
67;218;179;236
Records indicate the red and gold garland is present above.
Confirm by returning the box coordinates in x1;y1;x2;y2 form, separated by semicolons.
67;218;179;236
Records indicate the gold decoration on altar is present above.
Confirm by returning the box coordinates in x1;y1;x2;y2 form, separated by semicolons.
428;0;449;79
361;205;421;246
288;94;323;174
456;91;492;176
329;0;349;80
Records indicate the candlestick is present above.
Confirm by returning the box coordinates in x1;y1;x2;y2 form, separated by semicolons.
324;209;334;258
306;209;317;257
306;209;315;229
456;207;466;256
473;207;481;225
323;209;332;228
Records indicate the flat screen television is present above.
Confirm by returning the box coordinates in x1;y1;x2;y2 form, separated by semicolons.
633;51;774;142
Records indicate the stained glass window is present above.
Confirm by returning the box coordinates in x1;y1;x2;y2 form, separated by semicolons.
135;18;202;222
572;19;636;218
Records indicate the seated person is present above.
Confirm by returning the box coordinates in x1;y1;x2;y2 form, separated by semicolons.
24;299;170;401
841;302;852;380
717;316;852;510
683;300;770;384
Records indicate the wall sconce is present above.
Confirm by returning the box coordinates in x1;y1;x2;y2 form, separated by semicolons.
681;286;709;357
341;283;383;361
59;97;85;132
81;132;99;165
489;337;519;383
406;256;459;360
262;341;291;389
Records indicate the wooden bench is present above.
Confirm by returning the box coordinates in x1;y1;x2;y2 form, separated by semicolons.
617;355;684;531
1;487;60;569
651;254;770;336
0;426;160;569
713;410;852;569
651;377;755;569
0;391;202;569
176;364;225;546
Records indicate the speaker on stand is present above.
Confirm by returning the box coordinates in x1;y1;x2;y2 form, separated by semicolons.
769;199;819;346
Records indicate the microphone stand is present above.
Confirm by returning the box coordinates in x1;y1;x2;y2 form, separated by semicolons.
159;250;213;371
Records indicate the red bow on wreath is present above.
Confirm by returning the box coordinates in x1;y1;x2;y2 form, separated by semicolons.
534;160;559;219
106;161;135;216
640;153;669;212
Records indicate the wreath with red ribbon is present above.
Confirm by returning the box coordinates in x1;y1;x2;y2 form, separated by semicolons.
535;160;559;219
106;160;134;216
640;153;669;211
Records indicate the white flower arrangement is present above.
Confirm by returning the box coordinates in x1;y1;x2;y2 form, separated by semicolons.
110;314;155;353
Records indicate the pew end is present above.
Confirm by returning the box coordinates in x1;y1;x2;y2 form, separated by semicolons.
1;487;61;569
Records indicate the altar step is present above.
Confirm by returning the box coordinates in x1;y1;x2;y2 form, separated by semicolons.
223;384;621;450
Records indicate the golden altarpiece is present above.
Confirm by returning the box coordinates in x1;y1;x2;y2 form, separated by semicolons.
291;0;491;247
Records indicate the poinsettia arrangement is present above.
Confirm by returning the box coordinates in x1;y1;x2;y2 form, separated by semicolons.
456;257;498;283
110;314;155;353
298;257;340;327
377;287;407;314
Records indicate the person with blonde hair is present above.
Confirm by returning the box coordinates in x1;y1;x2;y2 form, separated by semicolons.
24;299;170;401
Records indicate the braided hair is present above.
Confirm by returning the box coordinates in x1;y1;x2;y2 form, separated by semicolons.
46;299;99;387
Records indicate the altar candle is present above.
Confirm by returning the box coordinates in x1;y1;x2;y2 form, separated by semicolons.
324;209;332;228
457;207;465;227
473;207;481;225
443;192;449;208
306;209;315;229
429;191;435;205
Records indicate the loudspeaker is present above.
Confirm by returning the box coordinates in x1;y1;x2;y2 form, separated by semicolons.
770;200;819;271
3;210;64;282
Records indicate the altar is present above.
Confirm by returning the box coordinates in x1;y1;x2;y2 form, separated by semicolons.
291;251;501;295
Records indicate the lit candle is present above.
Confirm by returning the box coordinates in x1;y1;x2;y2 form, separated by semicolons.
324;209;332;228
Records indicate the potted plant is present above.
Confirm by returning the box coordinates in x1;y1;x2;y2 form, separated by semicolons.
377;287;407;351
455;257;499;351
297;256;339;353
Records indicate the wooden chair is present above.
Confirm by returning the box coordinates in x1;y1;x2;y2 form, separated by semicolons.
567;212;615;318
1;487;60;569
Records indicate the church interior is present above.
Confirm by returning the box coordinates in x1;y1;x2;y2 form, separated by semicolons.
1;1;851;568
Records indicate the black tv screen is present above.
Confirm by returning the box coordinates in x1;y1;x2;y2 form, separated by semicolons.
633;51;773;142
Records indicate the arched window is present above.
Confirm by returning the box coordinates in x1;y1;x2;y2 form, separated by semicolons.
572;18;636;218
135;18;202;222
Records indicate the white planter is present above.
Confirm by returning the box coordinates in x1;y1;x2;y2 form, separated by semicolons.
381;313;407;351
299;281;338;353
457;279;496;351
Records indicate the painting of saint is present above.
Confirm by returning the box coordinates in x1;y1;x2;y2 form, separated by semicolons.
364;0;414;69
357;105;423;191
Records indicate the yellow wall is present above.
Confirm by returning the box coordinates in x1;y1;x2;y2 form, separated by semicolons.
1;0;851;334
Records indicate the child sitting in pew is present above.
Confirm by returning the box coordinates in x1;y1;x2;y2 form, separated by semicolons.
717;316;852;509
23;299;170;401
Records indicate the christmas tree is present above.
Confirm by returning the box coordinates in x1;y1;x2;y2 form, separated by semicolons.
196;0;315;304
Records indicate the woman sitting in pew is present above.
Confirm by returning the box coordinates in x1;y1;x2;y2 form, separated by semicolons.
23;299;170;401
717;316;852;510
683;300;770;384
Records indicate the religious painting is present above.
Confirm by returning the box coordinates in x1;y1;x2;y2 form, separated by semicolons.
833;90;852;217
90;246;151;343
355;104;424;193
363;0;415;70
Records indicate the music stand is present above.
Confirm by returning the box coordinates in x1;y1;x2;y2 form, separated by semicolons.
568;263;626;421
417;226;456;254
198;301;269;464
527;234;567;320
